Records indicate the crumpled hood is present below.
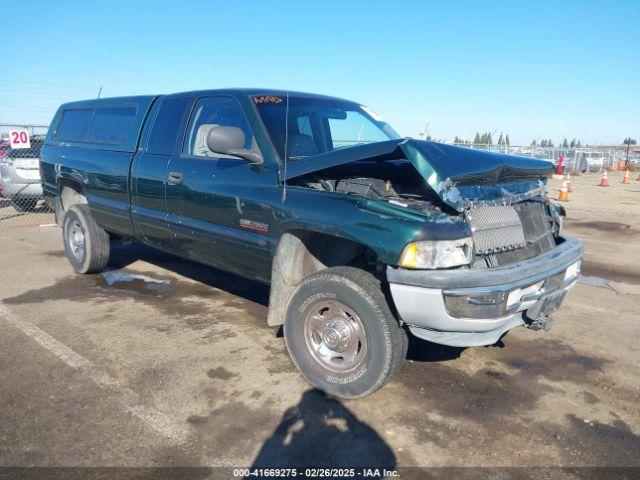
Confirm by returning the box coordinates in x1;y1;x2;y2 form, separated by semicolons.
285;138;553;211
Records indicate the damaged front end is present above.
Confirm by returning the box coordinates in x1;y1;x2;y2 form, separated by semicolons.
287;139;583;346
287;138;561;267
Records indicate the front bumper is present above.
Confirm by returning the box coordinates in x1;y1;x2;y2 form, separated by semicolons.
387;236;583;347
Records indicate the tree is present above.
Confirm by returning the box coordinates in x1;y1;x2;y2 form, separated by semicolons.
576;140;582;147
562;138;569;148
623;137;637;145
531;139;537;147
473;132;481;145
541;139;547;147
547;139;554;147
484;132;493;145
497;133;504;146
505;134;510;146
570;139;576;148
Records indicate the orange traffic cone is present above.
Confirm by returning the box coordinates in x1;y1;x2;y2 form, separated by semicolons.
565;173;573;192
622;169;631;184
599;171;609;187
558;180;569;202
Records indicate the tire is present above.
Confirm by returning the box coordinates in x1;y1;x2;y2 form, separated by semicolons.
11;197;38;212
284;266;408;399
62;204;110;274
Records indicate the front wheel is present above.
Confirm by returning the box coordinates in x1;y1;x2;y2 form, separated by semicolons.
62;205;110;273
284;266;407;399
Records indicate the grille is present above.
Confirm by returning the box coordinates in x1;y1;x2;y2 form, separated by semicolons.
466;205;526;254
470;201;557;267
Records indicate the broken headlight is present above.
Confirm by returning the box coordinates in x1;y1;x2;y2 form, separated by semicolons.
399;237;474;269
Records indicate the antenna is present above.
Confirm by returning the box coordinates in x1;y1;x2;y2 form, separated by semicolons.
97;86;103;99
282;53;291;203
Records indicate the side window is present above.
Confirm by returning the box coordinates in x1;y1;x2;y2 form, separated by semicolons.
88;105;137;144
146;97;190;155
55;108;93;141
183;96;256;158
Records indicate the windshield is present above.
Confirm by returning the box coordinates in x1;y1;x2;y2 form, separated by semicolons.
252;95;400;161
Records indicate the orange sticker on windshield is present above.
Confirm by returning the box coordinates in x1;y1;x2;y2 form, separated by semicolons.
253;95;283;104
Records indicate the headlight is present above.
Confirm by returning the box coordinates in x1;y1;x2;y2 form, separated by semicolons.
399;238;474;269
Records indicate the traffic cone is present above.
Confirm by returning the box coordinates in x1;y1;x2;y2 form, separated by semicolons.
565;173;573;192
622;170;631;184
558;180;569;202
599;171;609;187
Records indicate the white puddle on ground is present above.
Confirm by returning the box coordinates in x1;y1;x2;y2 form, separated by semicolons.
101;270;171;295
102;270;170;286
578;274;613;290
578;274;640;295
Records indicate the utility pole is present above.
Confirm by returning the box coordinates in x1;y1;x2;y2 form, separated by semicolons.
419;123;430;140
625;141;630;169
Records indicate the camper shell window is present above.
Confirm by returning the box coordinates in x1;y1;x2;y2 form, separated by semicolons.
55;108;93;141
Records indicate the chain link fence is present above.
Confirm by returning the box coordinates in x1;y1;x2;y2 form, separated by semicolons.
450;143;640;174
0;124;55;235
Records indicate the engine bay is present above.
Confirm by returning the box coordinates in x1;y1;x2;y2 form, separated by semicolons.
292;159;450;214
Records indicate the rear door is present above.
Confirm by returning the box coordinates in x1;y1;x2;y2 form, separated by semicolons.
164;95;277;281
130;96;193;248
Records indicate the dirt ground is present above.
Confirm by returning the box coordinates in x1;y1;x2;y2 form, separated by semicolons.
0;171;638;475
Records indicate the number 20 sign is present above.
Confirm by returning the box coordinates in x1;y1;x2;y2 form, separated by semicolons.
9;130;31;149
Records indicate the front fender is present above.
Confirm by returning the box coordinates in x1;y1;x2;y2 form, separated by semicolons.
271;188;468;265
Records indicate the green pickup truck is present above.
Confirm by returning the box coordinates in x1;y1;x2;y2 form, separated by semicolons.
40;89;583;398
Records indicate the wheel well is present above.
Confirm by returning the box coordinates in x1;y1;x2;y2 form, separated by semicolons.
54;181;87;226
58;181;87;210
267;230;379;326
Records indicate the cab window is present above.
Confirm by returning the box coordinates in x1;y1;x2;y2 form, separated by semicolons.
147;97;191;155
183;96;257;158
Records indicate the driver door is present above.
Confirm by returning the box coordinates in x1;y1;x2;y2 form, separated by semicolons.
165;95;277;282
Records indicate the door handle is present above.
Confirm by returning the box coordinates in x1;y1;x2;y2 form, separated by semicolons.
168;171;183;184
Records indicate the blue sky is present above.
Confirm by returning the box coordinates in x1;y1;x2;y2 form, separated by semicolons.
3;0;638;144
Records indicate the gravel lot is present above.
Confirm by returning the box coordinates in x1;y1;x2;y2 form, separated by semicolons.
0;172;639;475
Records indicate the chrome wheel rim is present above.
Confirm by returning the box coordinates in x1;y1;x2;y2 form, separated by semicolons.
68;220;85;261
303;299;367;373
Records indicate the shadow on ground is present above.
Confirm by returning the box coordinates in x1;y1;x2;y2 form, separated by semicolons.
108;240;270;306
249;389;395;469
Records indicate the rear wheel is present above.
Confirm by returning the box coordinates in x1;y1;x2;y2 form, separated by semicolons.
62;205;110;273
284;266;407;399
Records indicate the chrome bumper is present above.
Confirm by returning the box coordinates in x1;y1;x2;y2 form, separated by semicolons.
0;166;42;198
0;179;43;198
387;236;584;347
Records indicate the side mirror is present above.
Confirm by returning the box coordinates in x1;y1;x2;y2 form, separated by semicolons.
206;126;263;164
